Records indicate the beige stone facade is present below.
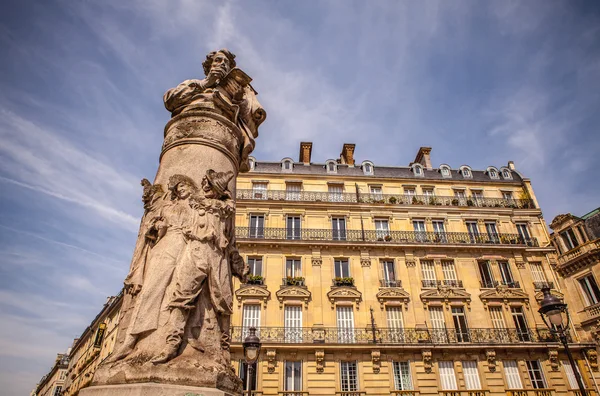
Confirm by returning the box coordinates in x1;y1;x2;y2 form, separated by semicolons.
61;293;123;396
34;353;69;396
230;143;600;396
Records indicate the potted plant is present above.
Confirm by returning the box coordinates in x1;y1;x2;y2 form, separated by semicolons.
389;196;397;204
466;199;474;206
247;275;264;285
451;198;459;206
334;277;354;286
384;235;392;242
286;276;305;286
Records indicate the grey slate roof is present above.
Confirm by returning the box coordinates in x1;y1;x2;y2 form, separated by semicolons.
250;162;523;183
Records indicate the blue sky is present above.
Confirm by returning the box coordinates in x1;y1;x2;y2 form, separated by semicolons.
1;1;599;394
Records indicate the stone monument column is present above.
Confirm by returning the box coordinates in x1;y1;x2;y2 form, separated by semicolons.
80;49;266;396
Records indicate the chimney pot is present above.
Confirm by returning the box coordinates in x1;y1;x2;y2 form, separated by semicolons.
299;142;313;165
340;143;356;166
414;147;433;170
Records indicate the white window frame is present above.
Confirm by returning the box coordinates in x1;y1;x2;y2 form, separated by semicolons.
334;259;350;278
439;361;458;390
375;218;390;239
286;183;301;201
284;306;303;343
502;168;513;179
413;164;424;177
340;361;359;392
286;216;301;240
526;360;547;389
249;214;265;238
247;257;263;276
503;360;523;389
462;361;482;390
579;275;600;306
284;361;303;391
386;306;404;329
461;166;472;178
562;360;581;389
332;217;347;241
336;307;355;344
393;361;413;390
286;258;302;278
440;165;452;178
381;260;396;286
328;184;344;202
252;182;267;200
242;304;261;338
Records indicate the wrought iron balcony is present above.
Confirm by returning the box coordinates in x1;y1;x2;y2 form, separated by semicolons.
442;279;464;288
236;228;538;247
533;281;554;290
507;390;555;396
332;278;355;287
501;281;521;288
282;277;305;287
480;280;498;288
422;280;463;288
380;279;402;288
440;392;488;396
335;392;366;396
245;276;265;285
230;327;558;345
237;189;536;209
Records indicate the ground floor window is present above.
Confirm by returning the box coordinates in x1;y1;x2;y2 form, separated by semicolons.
392;361;413;390
340;361;358;392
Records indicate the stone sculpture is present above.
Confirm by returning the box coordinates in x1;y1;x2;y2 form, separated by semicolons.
83;49;266;396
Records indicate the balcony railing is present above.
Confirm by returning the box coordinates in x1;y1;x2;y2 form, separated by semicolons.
282;277;305;287
236;228;538;246
230;327;558;344
335;392;365;396
245;276;265;285
237;189;536;209
422;280;463;288
332;278;355;287
501;281;521;289
533;281;554;290
278;392;309;396
440;392;487;396
380;279;402;288
558;239;600;265
507;389;555;396
391;392;419;396
584;302;600;319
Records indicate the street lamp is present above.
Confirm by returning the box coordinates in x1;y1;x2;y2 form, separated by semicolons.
538;287;587;396
243;327;261;396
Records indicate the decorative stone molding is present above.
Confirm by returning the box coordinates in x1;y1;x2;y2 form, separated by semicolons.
515;260;526;269
422;350;432;373
266;349;276;373
327;287;362;310
360;257;372;267
548;349;559;371
371;350;381;373
420;285;471;309
586;349;598;371
311;256;322;266
486;349;497;372
315;350;325;373
376;288;410;310
406;260;416;267
479;285;530;309
276;286;311;309
235;285;270;309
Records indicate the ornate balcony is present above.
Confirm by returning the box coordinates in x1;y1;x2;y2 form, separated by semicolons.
391;392;419;396
235;228;538;247
230;327;558;345
533;281;554;290
584;302;600;319
501;281;521;289
557;239;600;267
440;392;487;396
380;279;402;288
335;392;365;396
422;280;463;288
507;390;555;396
282;277;305;287
237;189;535;209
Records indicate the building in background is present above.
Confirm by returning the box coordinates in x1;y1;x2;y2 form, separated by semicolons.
33;353;69;396
230;143;599;396
60;292;123;396
550;208;600;344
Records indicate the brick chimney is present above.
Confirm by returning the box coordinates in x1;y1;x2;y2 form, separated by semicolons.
340;143;356;166
299;142;312;165
413;147;432;170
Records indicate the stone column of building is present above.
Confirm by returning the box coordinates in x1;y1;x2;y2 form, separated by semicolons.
80;49;266;396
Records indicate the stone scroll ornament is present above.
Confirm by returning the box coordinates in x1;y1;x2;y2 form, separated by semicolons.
89;49;266;395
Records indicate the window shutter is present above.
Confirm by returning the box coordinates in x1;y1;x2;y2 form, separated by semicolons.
489;307;506;329
429;307;445;329
462;361;481;390
562;360;579;389
439;361;457;390
503;360;523;389
386;307;404;329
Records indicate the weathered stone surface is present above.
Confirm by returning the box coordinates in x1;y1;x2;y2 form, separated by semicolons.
86;49;265;395
79;383;237;396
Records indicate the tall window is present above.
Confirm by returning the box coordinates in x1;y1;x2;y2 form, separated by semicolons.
252;182;267;199
240;361;257;391
286;258;302;278
284;306;302;343
53;387;63;396
381;260;397;287
503;361;523;389
284;361;302;391
441;166;451;177
452;306;470;342
423;189;434;198
370;186;383;200
429;306;446;342
472;190;483;205
340;361;358;392
332;217;347;241
286;183;301;201
502;191;514;201
562;360;582;389
454;189;466;201
421;260;437;287
334;259;350;278
516;223;531;242
561;229;580;250
466;221;479;243
439;361;458;390
462;361;481;390
511;307;530;342
404;188;416;198
247;257;262;276
249;215;265;238
393;361;413;390
387;306;404;329
336;306;355;343
242;304;261;338
499;261;515;286
328;185;343;202
441;260;458;286
489;307;506;329
579;275;600;306
485;222;499;243
375;219;390;240
286;216;301;240
432;220;446;242
478;261;495;288
530;262;547;287
413;220;427;242
526;360;547;389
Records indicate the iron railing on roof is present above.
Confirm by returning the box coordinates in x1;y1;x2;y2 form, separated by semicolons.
235;228;538;247
236;189;535;209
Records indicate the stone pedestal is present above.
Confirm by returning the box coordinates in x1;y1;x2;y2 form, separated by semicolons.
79;383;237;396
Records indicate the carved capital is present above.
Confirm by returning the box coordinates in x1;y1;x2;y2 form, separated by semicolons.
548;349;559;371
315;350;325;373
486;349;496;372
405;260;416;268
422;350;432;373
371;350;381;373
312;256;322;266
360;257;371;267
266;349;276;373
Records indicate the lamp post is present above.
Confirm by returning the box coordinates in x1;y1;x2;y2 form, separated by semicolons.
538;287;587;396
243;327;262;396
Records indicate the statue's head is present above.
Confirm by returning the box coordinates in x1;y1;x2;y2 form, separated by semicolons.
201;169;234;199
202;49;236;79
168;174;198;200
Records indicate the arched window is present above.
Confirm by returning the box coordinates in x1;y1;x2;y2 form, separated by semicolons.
362;161;374;175
281;158;294;172
501;168;512;179
326;160;337;174
487;167;499;179
439;165;452;178
412;164;424;177
460;166;472;178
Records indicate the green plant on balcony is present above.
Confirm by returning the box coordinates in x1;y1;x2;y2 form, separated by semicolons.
247;275;264;285
467;199;474;206
384;235;392;242
334;277;354;286
429;197;440;205
285;276;305;286
388;196;397;204
412;196;424;205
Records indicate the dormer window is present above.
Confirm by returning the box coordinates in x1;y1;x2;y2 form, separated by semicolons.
487;167;499;179
412;164;424;177
326;160;337;174
460;166;472;178
248;156;256;171
362;161;374;175
439;165;452;178
281;158;294;172
501;168;512;179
